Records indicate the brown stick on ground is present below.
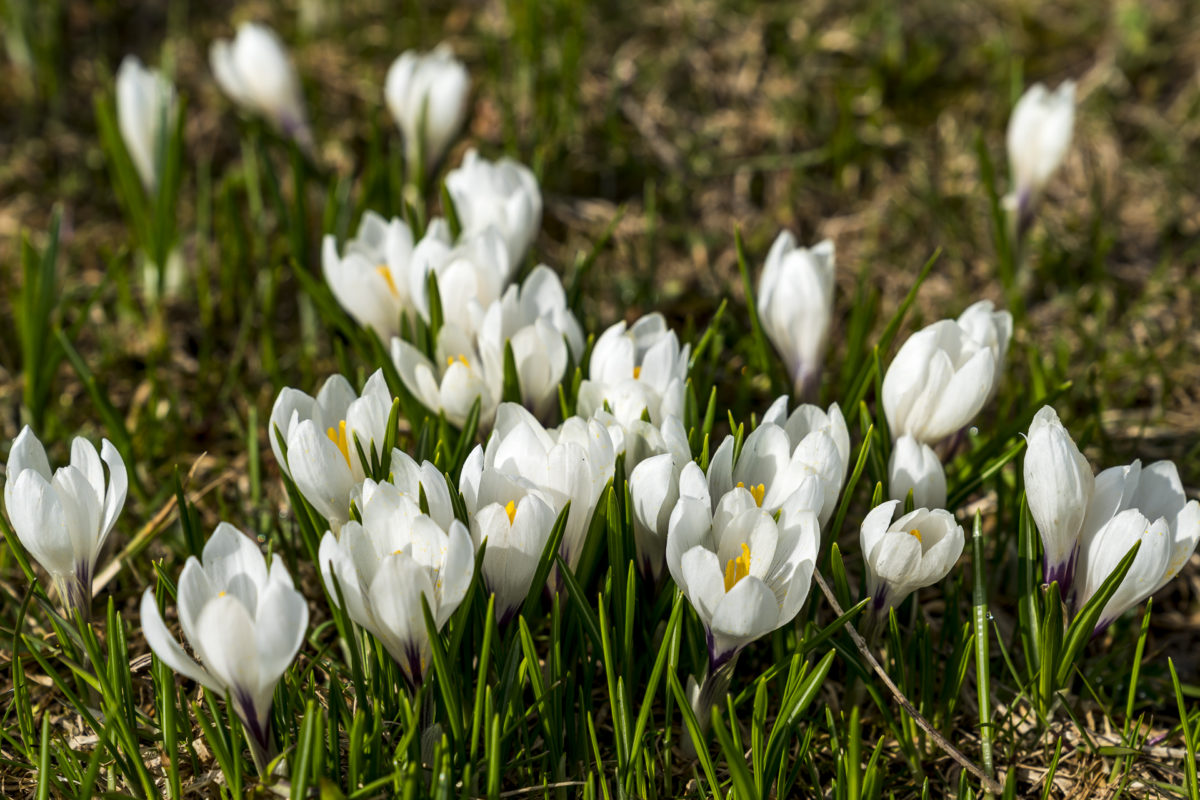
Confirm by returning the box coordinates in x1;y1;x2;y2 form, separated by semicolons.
813;569;1005;796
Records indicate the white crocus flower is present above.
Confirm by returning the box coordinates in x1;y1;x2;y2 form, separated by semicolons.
577;313;690;428
760;396;851;524
881;317;999;444
628;420;696;580
322;211;418;340
409;220;512;337
3;427;128;615
115;55;177;192
665;463;820;668
860;501;965;612
210;22;312;148
706;423;827;530
1023;407;1093;586
463;404;614;575
1075;460;1200;629
269;370;395;528
350;460;457;533
757;232;835;398
385;44;470;173
459;445;558;623
956;300;1013;399
391;324;499;429
319;480;474;686
1006;81;1075;221
445;149;542;265
141;524;307;769
888;436;947;510
474;266;584;418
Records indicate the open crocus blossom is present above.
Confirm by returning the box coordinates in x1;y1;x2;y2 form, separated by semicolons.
115;55;177;192
459;445;558;623
322;211;417;340
4;426;127;615
1023;406;1093;587
860;501;965;612
665;463;820;668
756;232;835;398
462;404;614;575
269;370;394;528
445;149;542;266
706;422;828;529
385;44;470;173
141;523;307;770
392;324;499;429
474;266;584;418
319;480;474;686
210;22;311;149
408;220;512;338
576;313;690;428
1006;81;1075;224
888;435;947;510
881;317;998;444
628;423;697;581
1074;460;1200;630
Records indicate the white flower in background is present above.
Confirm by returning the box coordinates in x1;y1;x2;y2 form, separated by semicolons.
319;480;474;686
408;220;512;337
757;232;835;398
115;55;177;192
956;300;1012;400
760;396;851;525
459;445;558;623
665;463;820;667
628;422;696;580
474;266;584;418
269;370;394;528
391;324;499;429
860;501;965;611
322;211;418;340
463;404;614;575
446;149;542;265
577;314;690;428
385;44;470;172
1075;459;1200;629
888;436;947;510
210;22;312;148
141;524;307;765
881;317;999;444
1023;406;1093;586
3;426;128;613
1006;81;1075;218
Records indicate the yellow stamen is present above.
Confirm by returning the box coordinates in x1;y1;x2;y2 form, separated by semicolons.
326;420;351;467
218;591;226;597
909;528;922;543
445;354;470;368
505;500;517;524
736;481;767;507
376;265;399;296
393;548;404;556
633;366;642;379
723;543;752;592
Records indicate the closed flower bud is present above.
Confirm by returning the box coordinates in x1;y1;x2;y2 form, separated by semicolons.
385;44;469;172
1023;406;1092;587
756;232;835;398
115;55;177;192
210;22;312;148
888;436;947;510
1006;81;1075;222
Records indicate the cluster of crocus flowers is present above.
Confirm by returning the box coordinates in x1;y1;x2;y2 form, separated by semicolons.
882;300;1012;509
1024;406;1200;630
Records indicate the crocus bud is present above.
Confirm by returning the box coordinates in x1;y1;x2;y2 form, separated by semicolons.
4;426;128;615
756;232;835;399
881;317;998;444
665;464;820;668
888;436;947;510
141;524;307;769
860;501;964;612
385;44;470;173
1023;407;1092;587
446;149;542;266
210;22;312;148
956;300;1012;399
115;55;177;192
319;480;474;687
1005;81;1075;225
321;211;417;340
